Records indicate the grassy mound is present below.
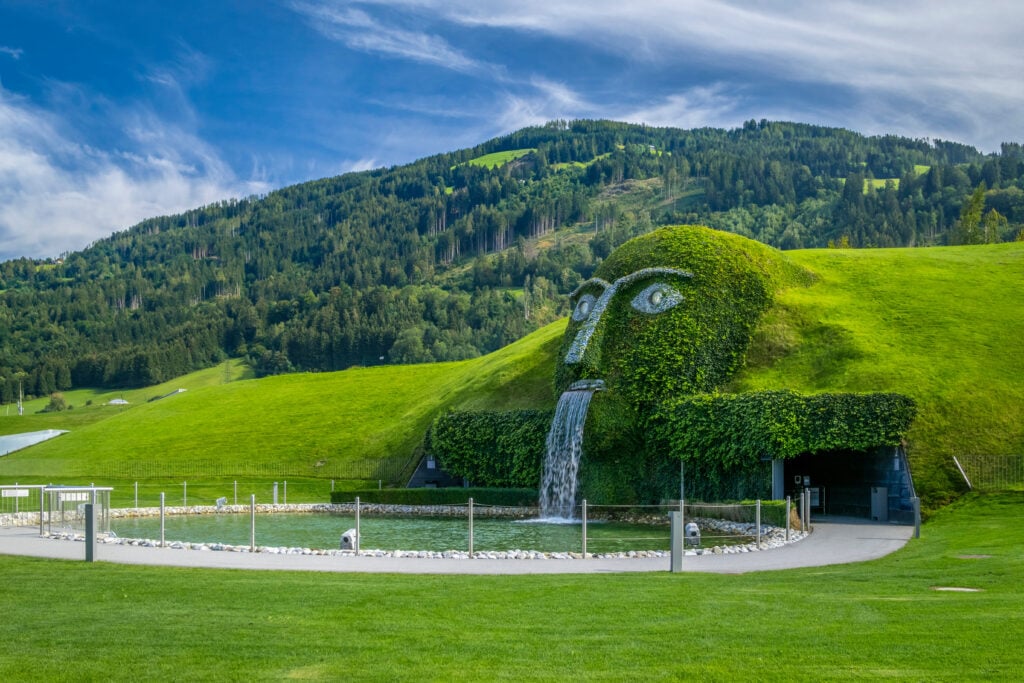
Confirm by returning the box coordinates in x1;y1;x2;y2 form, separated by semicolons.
2;240;1021;508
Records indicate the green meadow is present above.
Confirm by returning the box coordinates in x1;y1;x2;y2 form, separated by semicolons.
1;492;1020;681
465;148;536;169
1;241;1022;508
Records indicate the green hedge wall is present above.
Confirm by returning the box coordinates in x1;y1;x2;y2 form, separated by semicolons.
331;487;538;506
649;390;917;466
424;410;551;488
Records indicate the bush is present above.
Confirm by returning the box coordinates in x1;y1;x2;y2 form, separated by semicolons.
331;487;538;507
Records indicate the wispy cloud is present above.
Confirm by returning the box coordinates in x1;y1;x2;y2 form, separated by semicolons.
0;85;268;261
0;46;22;60
289;2;484;74
350;0;1024;149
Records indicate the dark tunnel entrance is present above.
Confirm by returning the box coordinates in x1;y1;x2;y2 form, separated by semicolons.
783;447;915;523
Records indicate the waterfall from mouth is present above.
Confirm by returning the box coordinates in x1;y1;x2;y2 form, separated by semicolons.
539;385;599;520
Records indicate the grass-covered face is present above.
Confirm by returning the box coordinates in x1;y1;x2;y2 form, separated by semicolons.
554;226;773;406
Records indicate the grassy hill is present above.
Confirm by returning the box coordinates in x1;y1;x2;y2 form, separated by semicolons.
0;322;563;496
1;241;1021;507
733;241;1024;503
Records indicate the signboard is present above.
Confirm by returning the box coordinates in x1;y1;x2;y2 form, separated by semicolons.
2;489;30;498
58;492;91;503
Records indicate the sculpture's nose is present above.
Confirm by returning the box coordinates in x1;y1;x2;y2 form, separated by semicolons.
563;285;617;368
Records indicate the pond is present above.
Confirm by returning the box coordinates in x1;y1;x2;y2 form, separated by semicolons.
111;513;683;554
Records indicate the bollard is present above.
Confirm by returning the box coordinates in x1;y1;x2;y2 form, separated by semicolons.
134;481;139;509
581;499;588;557
84;503;96;562
669;511;682;573
283;480;287;505
355;496;361;555
234;481;238;506
160;492;166;547
183;481;187;507
273;482;278;505
250;494;256;551
468;497;474;558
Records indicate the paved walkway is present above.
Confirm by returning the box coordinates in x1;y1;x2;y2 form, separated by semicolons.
0;517;914;574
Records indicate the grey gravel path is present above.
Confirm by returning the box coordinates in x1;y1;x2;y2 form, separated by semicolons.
0;517;914;574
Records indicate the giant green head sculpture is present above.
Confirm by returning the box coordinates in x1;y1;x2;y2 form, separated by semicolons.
555;225;784;406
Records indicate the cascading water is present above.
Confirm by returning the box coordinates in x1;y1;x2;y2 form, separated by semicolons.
539;380;603;520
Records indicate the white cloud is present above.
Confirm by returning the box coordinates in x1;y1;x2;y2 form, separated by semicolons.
0;86;268;261
620;85;746;130
0;46;22;60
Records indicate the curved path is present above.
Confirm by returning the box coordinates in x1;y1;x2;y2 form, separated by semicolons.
0;517;914;574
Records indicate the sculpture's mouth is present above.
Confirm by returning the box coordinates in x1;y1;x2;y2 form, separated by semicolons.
568;379;606;392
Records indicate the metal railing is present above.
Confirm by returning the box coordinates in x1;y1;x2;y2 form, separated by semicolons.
954;455;1024;491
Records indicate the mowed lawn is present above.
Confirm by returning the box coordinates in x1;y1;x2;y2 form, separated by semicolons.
1;492;1021;681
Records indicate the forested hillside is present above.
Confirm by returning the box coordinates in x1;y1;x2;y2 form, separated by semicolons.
2;119;1023;399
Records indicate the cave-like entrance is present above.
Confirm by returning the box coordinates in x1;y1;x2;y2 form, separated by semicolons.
781;447;915;523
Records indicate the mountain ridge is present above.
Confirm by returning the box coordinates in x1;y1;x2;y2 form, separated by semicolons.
2;119;1022;399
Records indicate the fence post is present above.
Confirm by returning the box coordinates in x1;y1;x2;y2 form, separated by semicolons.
468;497;474;558
234;481;237;506
160;492;166;548
284;480;287;505
680;498;685;536
273;482;278;505
755;499;761;549
581;499;588;557
912;496;921;539
785;496;791;542
39;487;45;536
134;481;138;509
355;496;361;556
249;494;256;551
806;488;812;529
801;489;807;533
183;481;187;507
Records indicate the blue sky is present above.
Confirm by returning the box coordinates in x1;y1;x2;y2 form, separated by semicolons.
1;1;1022;261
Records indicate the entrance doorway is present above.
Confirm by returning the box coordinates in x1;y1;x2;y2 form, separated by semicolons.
784;447;915;523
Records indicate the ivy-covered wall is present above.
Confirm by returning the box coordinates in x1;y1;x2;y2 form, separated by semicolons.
644;390;917;501
425;410;550;487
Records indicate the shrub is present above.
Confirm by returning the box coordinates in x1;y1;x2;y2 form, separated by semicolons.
331;487;538;506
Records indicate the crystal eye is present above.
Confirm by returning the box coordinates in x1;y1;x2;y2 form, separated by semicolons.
631;283;683;314
572;293;597;322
